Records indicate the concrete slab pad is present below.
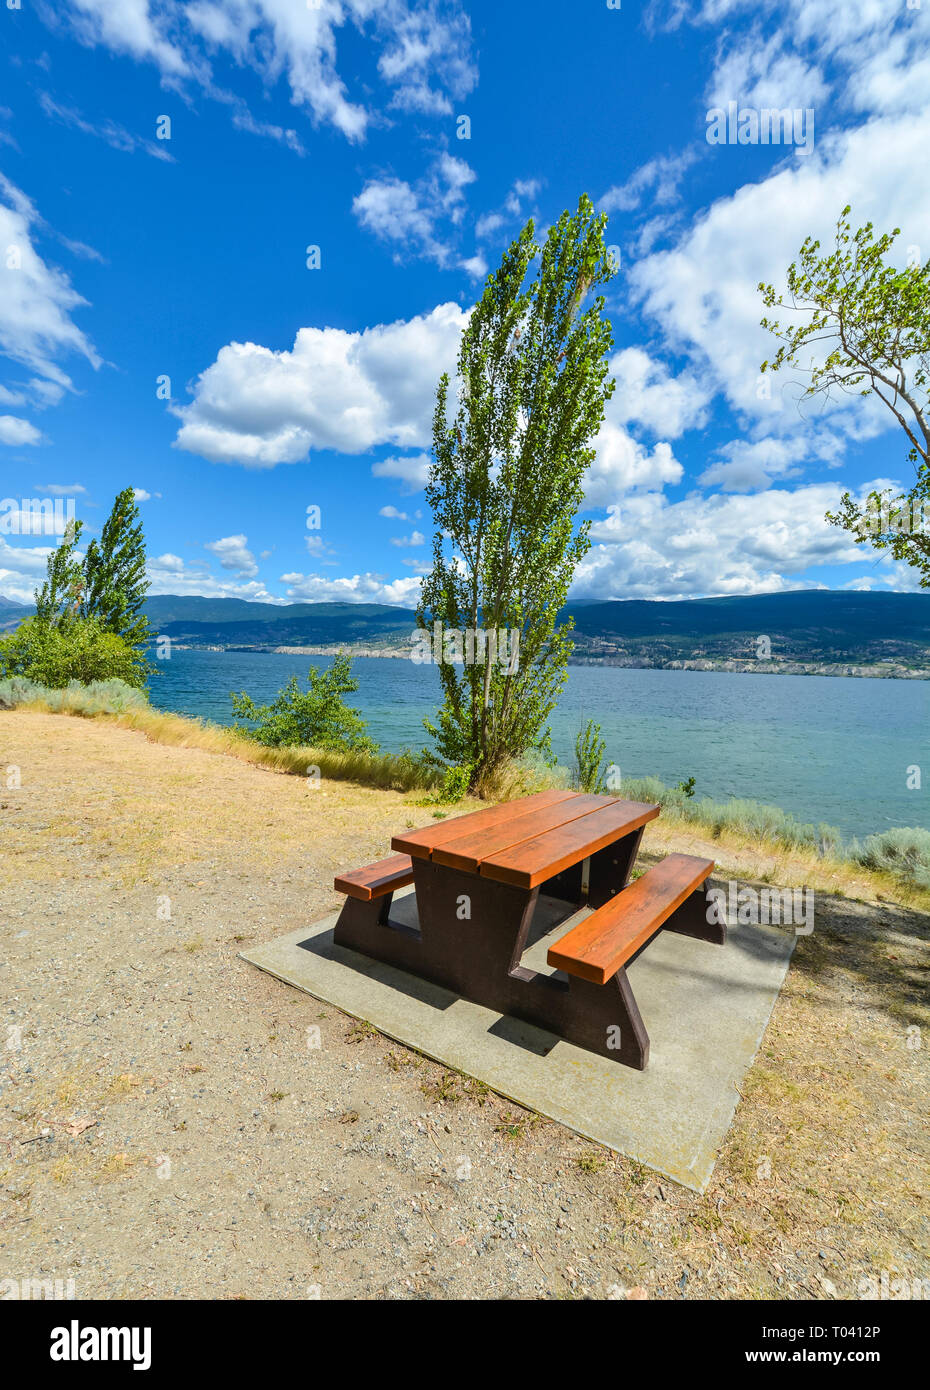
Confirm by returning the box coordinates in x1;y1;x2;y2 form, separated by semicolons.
241;889;795;1192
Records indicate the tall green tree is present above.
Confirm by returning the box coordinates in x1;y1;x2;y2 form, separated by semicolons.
418;195;617;790
759;207;930;583
82;486;152;648
34;518;84;625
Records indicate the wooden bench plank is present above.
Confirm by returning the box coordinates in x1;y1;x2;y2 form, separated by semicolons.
547;853;714;984
432;793;617;873
480;799;661;890
334;853;414;902
391;789;575;861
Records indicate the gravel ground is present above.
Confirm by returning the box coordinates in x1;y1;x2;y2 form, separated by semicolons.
1;710;927;1300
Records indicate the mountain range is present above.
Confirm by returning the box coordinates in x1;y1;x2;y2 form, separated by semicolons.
2;589;926;671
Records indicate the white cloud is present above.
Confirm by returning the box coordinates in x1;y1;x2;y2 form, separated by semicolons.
55;1;476;144
150;552;185;573
696;433;843;491
38;482;86;495
223;97;304;155
305;534;336;563
0;175;99;391
585;427;683;507
28;378;68;408
280;569;422;606
378;504;409;520
572;481;879;600
0;535;55;603
706;30;830;113
847;33;930;119
475;211;504;240
371;452;432;493
460;252;488;280
174;304;466;467
0;414;42;446
389;529;425;547
353;153;477;265
607;347;710;438
600;151;698;214
38;92;175;161
353;178;436;251
671;0;930;126
631;108;930;446
147;549;279;600
474;177;543;245
204;533;258;576
64;0;190;77
376;3;477;115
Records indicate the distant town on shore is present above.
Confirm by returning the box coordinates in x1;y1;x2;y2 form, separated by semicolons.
4;589;924;679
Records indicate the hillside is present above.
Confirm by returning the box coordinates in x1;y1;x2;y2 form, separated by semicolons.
566;591;930;670
1;590;927;672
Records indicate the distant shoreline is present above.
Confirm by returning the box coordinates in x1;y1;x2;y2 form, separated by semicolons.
166;643;930;679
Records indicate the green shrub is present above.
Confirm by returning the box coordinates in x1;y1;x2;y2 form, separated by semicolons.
420;764;472;804
0;617;153;690
573;718;607;793
437;765;471;802
853;827;930;889
616;776;843;855
230;653;377;753
0;676;148;714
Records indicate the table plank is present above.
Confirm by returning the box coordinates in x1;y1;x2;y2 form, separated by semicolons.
334;854;415;902
547;853;714;984
391;789;575;861
480;799;661;889
431;793;617;873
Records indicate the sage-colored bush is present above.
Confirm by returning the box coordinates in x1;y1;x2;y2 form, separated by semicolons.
853;827;930;890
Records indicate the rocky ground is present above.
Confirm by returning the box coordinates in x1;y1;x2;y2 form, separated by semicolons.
1;710;927;1300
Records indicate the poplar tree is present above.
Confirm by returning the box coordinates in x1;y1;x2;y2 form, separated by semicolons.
82;486;151;650
34;518;84;625
418;195;617;791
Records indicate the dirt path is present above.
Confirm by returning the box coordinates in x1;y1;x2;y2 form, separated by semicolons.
1;711;927;1300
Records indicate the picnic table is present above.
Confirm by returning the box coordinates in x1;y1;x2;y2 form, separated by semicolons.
333;790;724;1069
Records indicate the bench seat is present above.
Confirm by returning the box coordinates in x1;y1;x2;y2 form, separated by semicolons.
547;852;715;985
334;853;414;902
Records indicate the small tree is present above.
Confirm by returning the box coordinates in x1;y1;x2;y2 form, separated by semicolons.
28;489;154;686
82;487;152;649
231;653;377;752
33;487;153;646
418;195;617;790
34;518;84;625
759;207;930;583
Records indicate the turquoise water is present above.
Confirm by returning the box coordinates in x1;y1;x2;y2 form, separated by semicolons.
148;649;928;840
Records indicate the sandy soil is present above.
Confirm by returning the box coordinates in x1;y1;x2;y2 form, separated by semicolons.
1;710;927;1300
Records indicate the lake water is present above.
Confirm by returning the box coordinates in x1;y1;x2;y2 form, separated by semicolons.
148;649;928;841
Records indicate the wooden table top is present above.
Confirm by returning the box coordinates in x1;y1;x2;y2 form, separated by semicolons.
392;789;660;890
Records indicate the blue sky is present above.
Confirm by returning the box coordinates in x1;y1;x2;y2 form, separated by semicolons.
0;0;928;607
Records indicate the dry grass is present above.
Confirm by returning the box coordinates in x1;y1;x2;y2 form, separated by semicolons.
6;691;439;793
0;709;482;892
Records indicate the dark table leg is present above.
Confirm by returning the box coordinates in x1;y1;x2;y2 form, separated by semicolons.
332;856;651;1068
587;826;644;908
